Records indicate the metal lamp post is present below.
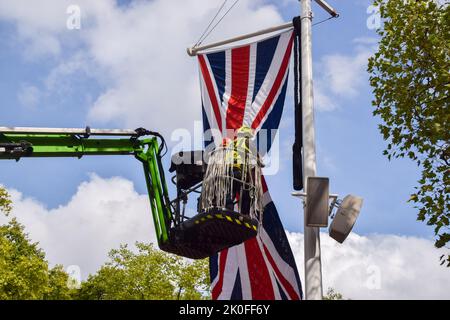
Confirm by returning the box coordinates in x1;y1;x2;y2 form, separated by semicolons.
299;0;338;300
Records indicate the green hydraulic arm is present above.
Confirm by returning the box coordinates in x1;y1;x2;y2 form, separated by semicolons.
0;126;173;247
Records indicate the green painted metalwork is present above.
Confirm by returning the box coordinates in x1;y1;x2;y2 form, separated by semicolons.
136;139;170;244
0;133;141;158
0;131;172;246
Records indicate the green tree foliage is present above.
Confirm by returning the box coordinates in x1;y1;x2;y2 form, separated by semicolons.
368;0;450;266
0;218;74;299
0;187;75;299
0;187;210;300
46;265;75;300
323;288;344;300
0;186;12;215
77;242;210;300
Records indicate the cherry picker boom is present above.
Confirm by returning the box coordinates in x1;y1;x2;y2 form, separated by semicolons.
0;126;260;259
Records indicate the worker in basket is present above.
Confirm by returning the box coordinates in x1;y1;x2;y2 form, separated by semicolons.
224;126;262;216
200;125;264;221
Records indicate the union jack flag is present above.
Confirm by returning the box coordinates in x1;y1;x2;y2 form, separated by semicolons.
198;29;303;300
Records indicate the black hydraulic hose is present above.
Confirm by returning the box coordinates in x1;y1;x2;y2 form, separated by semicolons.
134;127;167;156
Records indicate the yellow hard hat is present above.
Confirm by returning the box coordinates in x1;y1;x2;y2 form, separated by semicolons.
237;126;254;138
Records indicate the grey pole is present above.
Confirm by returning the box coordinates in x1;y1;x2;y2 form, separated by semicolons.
300;0;323;300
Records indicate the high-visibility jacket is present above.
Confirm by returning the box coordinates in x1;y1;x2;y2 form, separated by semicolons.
225;135;257;170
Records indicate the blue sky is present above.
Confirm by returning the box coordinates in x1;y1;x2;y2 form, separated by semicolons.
2;0;449;299
0;0;431;240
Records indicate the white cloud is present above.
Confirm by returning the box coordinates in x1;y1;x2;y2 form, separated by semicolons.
1;174;155;279
4;1;449;300
314;87;338;112
314;39;376;111
0;0;68;58
287;231;450;300
17;84;41;108
2;176;449;298
84;0;283;136
0;0;284;138
316;143;337;173
44;51;100;98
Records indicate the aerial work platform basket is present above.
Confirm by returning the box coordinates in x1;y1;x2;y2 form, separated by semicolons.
0;126;263;259
165;134;263;258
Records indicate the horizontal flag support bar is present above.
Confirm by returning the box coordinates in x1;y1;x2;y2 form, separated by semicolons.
292;192;339;200
0;127;139;136
187;1;339;57
314;0;339;18
187;21;293;56
292;192;339;217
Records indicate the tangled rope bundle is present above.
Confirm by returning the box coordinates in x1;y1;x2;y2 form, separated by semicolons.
200;141;263;223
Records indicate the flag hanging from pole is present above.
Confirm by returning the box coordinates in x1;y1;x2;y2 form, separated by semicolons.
197;28;303;300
